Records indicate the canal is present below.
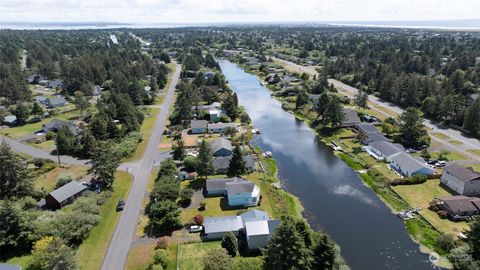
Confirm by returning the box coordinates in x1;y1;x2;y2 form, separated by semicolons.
218;59;436;270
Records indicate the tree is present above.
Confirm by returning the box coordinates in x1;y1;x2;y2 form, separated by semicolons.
55;174;72;189
172;138;186;161
193;214;204;225
56;126;79;155
79;127;96;158
263;217;312;270
73;91;89;115
221;231;238;257
183;156;198;172
153;249;169;269
150;177;180;202
157;159;178;180
88;141;120;188
14;102;30;124
464;99;480;137
0;200;33;253
468;217;480;260
202;248;232;270
398;107;430;147
323;96;345;127
0;142;33;198
311;232;342;270
354;89;369;109
227;145;246;177
381;117;399;137
147;200;181;231
31;236;77;270
31;102;44;118
196;140;214;178
295;90;309;110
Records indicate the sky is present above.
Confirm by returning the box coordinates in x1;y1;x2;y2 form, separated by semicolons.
1;0;480;24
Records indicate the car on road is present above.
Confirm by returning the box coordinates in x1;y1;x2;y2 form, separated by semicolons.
189;225;203;233
427;160;438;165
116;199;125;211
435;161;446;167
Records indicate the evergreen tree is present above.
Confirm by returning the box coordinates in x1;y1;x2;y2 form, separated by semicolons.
398;107;430;147
464;99;480;137
196;140;214;178
79;127;96;158
263;217;312;270
354;89;369;109
147;200;181;231
157;159;178;180
172;138;186;161
31;236;78;270
311;232;342;270
73;91;89;116
88;141;120;188
227;145;246;177
468;217;480;260
31;102;44;118
295;90;309;110
221;231;238;257
14;102;30;124
0;200;33;253
56;126;79;155
323;96;345;127
0;142;33;198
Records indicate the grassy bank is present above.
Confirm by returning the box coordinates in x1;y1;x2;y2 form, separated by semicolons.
76;171;133;270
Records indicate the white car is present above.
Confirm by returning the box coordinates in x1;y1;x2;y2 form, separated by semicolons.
189;225;203;233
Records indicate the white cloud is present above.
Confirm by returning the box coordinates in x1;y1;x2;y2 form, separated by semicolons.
0;0;479;23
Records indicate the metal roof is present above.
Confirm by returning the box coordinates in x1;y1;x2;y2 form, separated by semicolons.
190;120;208;129
245;220;270;236
213;155;256;171
210;137;233;153
205;177;244;191
204;215;243;234
226;180;256;195
49;181;86;203
342;108;361;125
370;141;404;157
390;152;431;174
443;163;480;182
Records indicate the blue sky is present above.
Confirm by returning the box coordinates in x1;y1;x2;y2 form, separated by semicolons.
1;0;479;23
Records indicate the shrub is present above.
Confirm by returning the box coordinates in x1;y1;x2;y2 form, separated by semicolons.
219;115;231;123
149;264;164;270
155;237;169;250
55;174;73;189
407;174;427;184
45;131;57;140
436;234;455;252
221;231;238;257
180;188;194;205
193;214;204;225
203;248;232;270
153;249;169;269
33;158;46;167
114;132;143;158
199;201;206;210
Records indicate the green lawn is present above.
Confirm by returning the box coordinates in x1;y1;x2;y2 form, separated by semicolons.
431;150;467;161
125;108;160;162
125;242;156;270
467;149;480;157
393;179;470;237
177;241;221;270
35;165;88;192
432;132;449;140
31;139;56;151
76;171;133;270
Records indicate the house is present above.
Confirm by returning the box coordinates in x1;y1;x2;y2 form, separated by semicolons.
92;85;102;96
210;137;233;157
213;155;256;174
191;102;222;113
45;96;67;108
209;109;222;122
365;141;405;162
190;120;208;134
34;95;49;106
0;264;22;270
436;196;480;220
41;119;77;134
38;79;50;86
2;115;17;126
341;108;361;127
389;152;435;177
43;181;87;209
204;71;216;80
207;123;237;134
47;80;63;89
354;123;389;143
441;163;480;196
205;177;260;207
203;209;280;250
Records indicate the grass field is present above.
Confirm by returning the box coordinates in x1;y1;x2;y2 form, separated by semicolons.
76;171;133;270
392;179;470;237
432;132;449;140
126;108;160;162
177;241;221;270
35;165;88;192
125;242;156;270
468;149;480;157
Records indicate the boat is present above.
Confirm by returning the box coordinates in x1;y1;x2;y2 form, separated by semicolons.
251;128;261;134
263;151;273;158
331;141;343;151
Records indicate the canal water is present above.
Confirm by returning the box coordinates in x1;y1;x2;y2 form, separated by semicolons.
218;59;437;270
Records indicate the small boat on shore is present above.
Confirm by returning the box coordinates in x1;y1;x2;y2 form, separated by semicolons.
263;151;273;158
331;141;343;151
251;128;261;134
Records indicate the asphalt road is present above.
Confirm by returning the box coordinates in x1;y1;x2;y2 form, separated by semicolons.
100;62;181;270
272;57;480;162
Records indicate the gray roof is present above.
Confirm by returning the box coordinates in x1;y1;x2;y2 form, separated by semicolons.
441;196;480;213
92;85;102;96
342;108;361;125
366;132;389;143
210;137;233;153
190;120;208;129
226;180;256;194
390;152;429;174
3;115;17;123
34;95;48;102
355;123;379;134
240;209;269;223
47;96;67;107
42;119;76;132
207;123;237;130
205;177;244;191
49;181;86;203
443;163;480;182
471;93;479;101
213;155;256;172
47;80;63;88
370;141;404;157
0;264;22;270
204;215;243;234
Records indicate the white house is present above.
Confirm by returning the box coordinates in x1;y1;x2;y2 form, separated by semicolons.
389;152;435;177
205;177;260;207
441;163;480;196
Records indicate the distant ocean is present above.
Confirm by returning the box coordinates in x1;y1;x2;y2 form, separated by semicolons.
2;19;480;30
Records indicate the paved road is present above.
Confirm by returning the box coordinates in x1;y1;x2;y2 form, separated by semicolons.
272;57;480;162
101;63;181;270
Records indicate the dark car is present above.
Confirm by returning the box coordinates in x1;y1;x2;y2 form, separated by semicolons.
427;160;438;165
116;199;125;211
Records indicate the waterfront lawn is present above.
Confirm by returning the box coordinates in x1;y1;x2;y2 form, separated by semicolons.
126;108;160;162
392;179;470;237
76;171;133;270
177;241;221;270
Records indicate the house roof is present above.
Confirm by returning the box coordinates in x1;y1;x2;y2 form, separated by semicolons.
49;181;86;204
226;180;256;194
203;215;243;234
3;115;17;123
370;141;404;158
208;123;237;130
355;123;379;134
190;120;208;129
210;137;233;153
366;132;389;143
213;155;256;171
245;220;270;236
342;108;361;125
47;96;67;106
205;177;244;191
390;152;430;174
443;163;480;182
47;80;63;88
441;196;480;213
92;85;102;96
240;209;269;223
42;119;75;132
34;95;48;102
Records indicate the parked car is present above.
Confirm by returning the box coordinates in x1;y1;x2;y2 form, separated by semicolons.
435;161;446;167
427;160;438;165
189;225;203;233
116;199;125;211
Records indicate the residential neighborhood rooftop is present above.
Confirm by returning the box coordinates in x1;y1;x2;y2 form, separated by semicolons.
443;163;480;182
